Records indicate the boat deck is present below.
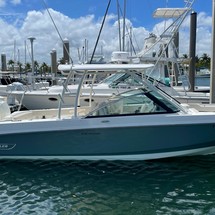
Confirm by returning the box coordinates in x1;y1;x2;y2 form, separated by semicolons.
3;106;91;121
187;103;215;112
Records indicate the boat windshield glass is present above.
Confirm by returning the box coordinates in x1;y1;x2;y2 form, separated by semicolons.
86;88;180;117
100;72;144;88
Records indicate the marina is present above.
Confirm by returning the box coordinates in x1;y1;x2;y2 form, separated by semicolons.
0;0;214;160
0;2;213;159
0;0;214;214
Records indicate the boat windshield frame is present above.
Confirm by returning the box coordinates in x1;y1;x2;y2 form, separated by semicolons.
86;87;181;118
100;71;144;88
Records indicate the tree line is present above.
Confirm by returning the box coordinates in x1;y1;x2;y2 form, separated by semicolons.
182;53;211;70
6;52;211;73
7;60;51;74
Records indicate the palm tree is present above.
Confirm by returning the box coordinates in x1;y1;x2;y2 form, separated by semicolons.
8;59;15;71
25;62;31;73
58;57;65;64
40;62;50;76
182;54;188;59
195;55;199;64
34;60;39;74
17;61;23;73
200;53;210;68
196;53;211;69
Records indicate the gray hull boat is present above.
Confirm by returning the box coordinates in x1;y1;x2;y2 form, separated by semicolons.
0;64;215;160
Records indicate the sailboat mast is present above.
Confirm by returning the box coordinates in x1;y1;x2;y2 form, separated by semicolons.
14;40;16;65
24;40;27;67
89;0;111;63
117;0;122;51
210;0;215;103
122;0;126;51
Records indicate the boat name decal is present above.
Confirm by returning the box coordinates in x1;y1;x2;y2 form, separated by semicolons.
0;144;16;150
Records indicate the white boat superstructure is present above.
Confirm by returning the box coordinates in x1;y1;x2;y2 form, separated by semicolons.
9;63;154;110
135;1;212;104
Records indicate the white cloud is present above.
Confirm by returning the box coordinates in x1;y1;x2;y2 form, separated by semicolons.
11;0;21;5
152;19;174;36
197;12;211;27
148;12;212;58
0;0;21;7
0;8;212;66
4;9;150;64
0;19;20;60
180;12;212;57
0;0;6;7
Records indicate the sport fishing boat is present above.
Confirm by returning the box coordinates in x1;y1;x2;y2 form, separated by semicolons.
0;63;215;160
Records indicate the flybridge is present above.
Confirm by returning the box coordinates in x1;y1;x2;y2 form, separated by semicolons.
153;8;190;18
153;0;195;18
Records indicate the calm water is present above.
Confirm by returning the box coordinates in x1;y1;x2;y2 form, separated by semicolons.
1;156;215;215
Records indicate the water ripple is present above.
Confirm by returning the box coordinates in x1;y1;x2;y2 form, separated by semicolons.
0;156;215;214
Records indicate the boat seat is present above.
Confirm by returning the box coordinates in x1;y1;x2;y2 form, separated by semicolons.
140;101;156;113
109;99;124;114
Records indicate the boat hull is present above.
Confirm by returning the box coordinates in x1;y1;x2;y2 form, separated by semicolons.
10;85;127;110
0;115;215;160
12;91;112;109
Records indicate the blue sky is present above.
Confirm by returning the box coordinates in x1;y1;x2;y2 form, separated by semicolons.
0;0;212;29
46;0;211;28
0;0;212;64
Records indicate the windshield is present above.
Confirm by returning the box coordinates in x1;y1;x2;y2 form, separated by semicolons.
86;88;180;117
101;72;144;88
101;73;125;84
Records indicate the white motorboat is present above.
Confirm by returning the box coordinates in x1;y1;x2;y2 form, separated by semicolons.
0;64;215;161
9;63;153;110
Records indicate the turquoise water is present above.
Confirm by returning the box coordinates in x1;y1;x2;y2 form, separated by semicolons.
0;156;215;215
